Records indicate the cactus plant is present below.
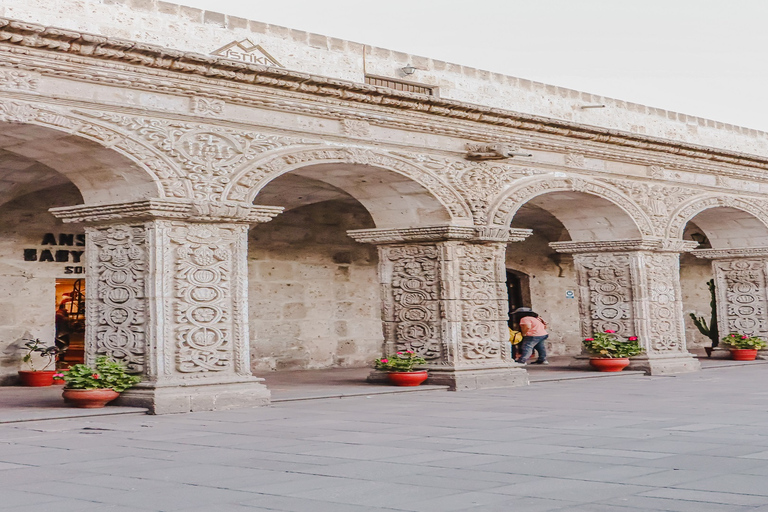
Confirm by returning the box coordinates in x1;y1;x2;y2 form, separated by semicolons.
689;279;719;356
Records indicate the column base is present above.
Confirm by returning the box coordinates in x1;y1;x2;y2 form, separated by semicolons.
114;378;271;414
425;365;529;391
627;353;701;375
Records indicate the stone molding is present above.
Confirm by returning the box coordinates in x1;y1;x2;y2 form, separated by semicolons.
550;239;699;254
49;199;283;224
692;247;768;259
3;17;768;175
348;226;532;244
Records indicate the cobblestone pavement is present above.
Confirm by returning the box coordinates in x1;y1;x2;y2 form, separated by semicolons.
2;364;768;511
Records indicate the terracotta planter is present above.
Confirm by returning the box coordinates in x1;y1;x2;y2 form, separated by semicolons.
387;371;428;386
730;348;758;361
62;388;120;408
18;370;56;387
589;358;630;372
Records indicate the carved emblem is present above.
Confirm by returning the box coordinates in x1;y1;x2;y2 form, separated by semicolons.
211;39;283;67
191;97;225;116
465;143;530;161
0;69;39;91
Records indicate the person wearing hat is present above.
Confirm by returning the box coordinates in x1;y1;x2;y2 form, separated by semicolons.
511;307;549;365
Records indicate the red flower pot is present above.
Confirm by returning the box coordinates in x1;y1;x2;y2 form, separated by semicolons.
62;388;120;408
387;371;428;386
730;349;758;361
589;358;630;372
18;370;56;387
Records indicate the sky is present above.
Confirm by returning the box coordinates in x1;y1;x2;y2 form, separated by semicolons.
177;0;768;132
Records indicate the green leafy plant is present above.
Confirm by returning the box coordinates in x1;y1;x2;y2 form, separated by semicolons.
58;356;140;392
21;338;63;371
373;351;427;372
583;330;644;358
689;279;719;350
721;333;767;350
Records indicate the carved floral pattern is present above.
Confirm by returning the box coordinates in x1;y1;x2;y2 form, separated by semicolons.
381;245;442;361
169;222;241;373
0;69;39;90
87;225;147;373
573;253;634;338
713;259;768;337
644;253;684;352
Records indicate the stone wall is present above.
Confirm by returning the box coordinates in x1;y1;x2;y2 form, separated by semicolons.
0;184;84;384
2;0;767;157
680;253;719;349
248;200;381;372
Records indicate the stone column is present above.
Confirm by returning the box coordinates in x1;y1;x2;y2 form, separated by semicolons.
51;199;283;414
551;239;701;375
348;226;532;390
692;248;768;340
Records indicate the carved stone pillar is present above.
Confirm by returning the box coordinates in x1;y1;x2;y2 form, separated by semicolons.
51;199;282;414
551;240;701;375
692;248;768;340
348;226;532;390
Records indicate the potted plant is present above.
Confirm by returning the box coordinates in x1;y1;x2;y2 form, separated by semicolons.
721;333;766;361
582;330;643;372
373;350;428;386
57;356;141;408
18;338;64;386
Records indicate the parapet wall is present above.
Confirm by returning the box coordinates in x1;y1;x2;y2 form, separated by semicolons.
2;0;768;158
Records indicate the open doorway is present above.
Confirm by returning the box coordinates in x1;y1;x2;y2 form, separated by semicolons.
55;278;85;365
506;269;530;328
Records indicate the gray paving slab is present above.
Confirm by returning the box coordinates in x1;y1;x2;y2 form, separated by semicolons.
2;364;768;511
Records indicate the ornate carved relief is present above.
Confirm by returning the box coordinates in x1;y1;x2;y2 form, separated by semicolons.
573;253;634;338
712;259;768;337
86;225;147;373
168;222;244;373
0;69;39;90
340;119;371;137
78;112;305;202
565;153;586;168
381;244;443;361
643;253;684;352
191;97;225;116
456;243;506;361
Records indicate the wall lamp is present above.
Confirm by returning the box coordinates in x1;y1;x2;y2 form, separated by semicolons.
401;64;417;75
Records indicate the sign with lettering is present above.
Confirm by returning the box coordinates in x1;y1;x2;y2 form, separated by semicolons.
211;39;283;67
23;233;85;274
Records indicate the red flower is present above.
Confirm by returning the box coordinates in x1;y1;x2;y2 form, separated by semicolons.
585;338;594;341
380;359;388;364
406;350;414;354
741;336;748;339
53;373;64;378
92;374;100;379
604;330;615;334
397;352;403;355
628;336;638;341
731;334;736;337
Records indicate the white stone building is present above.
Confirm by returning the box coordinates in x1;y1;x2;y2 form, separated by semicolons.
1;0;767;413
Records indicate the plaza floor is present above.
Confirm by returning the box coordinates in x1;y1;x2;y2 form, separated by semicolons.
2;358;768;511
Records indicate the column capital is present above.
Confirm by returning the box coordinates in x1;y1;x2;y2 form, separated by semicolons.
692;247;768;259
550;238;698;254
50;199;283;224
348;225;532;244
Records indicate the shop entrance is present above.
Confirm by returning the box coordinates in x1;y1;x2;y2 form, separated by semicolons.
55;278;85;365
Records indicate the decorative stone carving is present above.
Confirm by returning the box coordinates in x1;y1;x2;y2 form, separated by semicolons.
711;259;768;338
565;153;586;168
572;253;634;337
169;222;243;373
348;226;532;244
0;69;39;90
78;112;305;202
667;195;768;240
340;119;371;137
86;225;147;372
643;253;685;352
381;244;442;361
191;97;225;116
465;143;530;161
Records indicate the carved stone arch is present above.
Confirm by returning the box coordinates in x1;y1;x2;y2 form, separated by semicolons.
667;194;768;243
223;145;474;225
488;175;654;238
0;99;178;203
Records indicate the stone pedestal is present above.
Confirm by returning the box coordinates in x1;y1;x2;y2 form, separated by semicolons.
552;239;701;375
51;199;282;414
349;226;531;390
